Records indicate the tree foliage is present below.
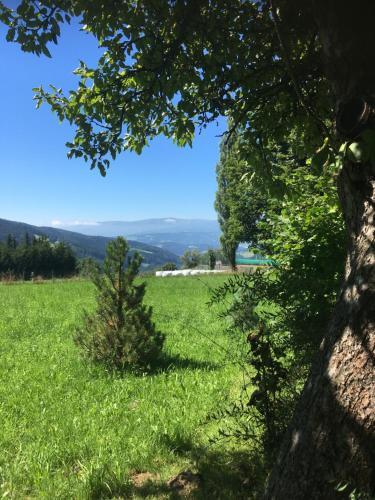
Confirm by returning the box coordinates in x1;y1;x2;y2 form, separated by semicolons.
0;1;333;175
77;257;101;277
210;153;346;461
0;233;77;279
161;262;177;271
198;248;229;267
180;249;200;269
75;237;164;370
215;132;267;265
207;249;216;270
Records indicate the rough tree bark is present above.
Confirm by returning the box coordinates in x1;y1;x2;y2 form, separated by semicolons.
265;2;375;498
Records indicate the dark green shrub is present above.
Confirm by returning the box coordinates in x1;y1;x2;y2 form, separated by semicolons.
207;249;216;270
181;249;200;269
208;165;345;464
161;262;177;271
77;257;101;277
75;237;164;370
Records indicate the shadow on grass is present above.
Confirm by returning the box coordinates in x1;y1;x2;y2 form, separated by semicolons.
161;433;266;499
89;472;172;499
77;352;218;381
150;353;218;374
88;434;266;499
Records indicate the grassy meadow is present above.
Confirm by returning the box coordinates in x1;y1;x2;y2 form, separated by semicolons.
0;275;255;499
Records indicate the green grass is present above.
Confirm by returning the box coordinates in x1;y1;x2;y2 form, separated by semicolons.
0;276;255;499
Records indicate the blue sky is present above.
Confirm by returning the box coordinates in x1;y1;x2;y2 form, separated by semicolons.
0;21;226;227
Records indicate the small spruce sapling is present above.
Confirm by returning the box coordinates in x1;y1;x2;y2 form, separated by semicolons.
75;237;164;370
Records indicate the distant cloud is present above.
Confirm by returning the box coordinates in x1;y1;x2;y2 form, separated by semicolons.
51;220;99;227
51;220;63;226
164;218;176;223
71;220;99;226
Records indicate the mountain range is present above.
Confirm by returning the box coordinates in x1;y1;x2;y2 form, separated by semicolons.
0;218;180;269
56;218;221;255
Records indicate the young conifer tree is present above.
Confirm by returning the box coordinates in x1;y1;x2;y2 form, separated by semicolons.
208;249;216;270
75;237;164;370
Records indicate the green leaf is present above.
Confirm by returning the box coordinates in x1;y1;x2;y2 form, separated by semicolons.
41;44;51;58
6;27;15;42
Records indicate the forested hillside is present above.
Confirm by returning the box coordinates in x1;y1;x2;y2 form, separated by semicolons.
0;218;179;268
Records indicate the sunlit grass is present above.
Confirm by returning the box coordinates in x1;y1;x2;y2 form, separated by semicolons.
0;276;255;498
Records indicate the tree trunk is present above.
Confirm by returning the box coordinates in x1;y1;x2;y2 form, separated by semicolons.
265;2;375;497
265;160;375;498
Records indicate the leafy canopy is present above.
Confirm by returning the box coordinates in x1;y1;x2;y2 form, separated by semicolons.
215;131;267;259
0;1;333;174
210;151;345;460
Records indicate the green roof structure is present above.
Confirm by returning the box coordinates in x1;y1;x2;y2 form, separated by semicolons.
235;258;275;266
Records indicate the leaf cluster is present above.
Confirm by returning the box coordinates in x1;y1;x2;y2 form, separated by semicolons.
1;1;333;174
210;136;345;460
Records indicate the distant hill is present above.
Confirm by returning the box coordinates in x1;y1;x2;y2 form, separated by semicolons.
58;218;221;255
129;232;220;255
0;218;179;269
